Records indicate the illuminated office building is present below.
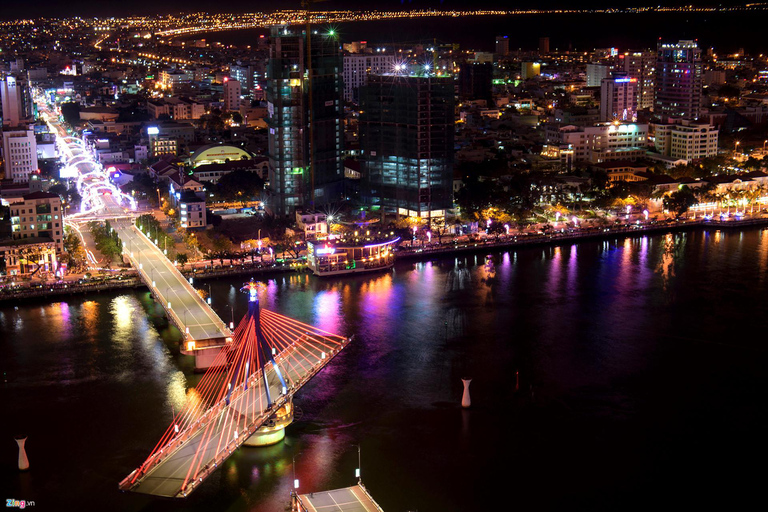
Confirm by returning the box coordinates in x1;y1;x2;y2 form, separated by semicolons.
655;40;702;120
600;75;638;122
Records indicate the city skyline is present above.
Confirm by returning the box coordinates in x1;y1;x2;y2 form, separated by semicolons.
2;3;767;510
0;1;757;20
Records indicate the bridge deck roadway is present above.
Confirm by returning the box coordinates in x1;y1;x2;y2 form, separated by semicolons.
110;215;231;344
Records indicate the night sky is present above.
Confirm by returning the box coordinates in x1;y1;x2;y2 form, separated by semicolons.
0;1;751;20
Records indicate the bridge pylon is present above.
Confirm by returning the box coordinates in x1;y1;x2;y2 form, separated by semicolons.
119;278;351;497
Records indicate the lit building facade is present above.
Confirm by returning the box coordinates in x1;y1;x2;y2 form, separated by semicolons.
655;40;702;120
1;74;32;127
266;26;344;216
622;50;656;110
2;129;38;183
10;191;64;253
652;120;718;163
147;98;205;120
600;76;638;122
159;69;192;90
0;238;58;276
546;122;649;164
360;74;454;220
179;190;206;229
342;54;396;103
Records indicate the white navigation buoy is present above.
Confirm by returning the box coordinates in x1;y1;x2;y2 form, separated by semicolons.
15;435;29;471
461;379;472;408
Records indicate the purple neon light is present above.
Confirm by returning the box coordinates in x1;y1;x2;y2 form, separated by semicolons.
363;237;401;249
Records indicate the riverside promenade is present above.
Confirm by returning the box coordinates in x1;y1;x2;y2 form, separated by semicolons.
2;216;767;303
396;216;768;261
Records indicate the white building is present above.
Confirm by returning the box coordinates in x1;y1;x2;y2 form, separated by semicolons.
223;79;241;111
159;69;192;90
147;98;205;120
2;129;38;182
1;74;30;127
179;190;206;229
600;77;638;122
652;120;719;163
342;54;396;102
546;121;649;164
295;212;328;241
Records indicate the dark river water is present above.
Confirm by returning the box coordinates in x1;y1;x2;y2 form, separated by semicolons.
2;228;768;511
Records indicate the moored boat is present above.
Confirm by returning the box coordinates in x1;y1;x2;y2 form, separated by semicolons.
307;238;400;276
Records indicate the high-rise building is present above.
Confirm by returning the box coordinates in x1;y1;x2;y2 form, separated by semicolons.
539;37;550;55
622;50;656;111
495;35;509;57
586;64;610;87
266;25;344;216
230;64;255;92
223;78;241;111
342;54;396;103
359;74;454;220
1;74;32;127
655;40;702;120
600;75;638;122
459;62;493;103
2;129;38;182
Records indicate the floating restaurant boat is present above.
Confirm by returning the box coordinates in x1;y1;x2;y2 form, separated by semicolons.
306;238;399;276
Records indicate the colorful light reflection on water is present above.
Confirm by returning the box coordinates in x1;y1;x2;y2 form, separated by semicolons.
3;230;768;511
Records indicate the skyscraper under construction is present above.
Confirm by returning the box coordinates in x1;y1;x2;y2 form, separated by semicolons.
265;26;344;216
359;73;454;222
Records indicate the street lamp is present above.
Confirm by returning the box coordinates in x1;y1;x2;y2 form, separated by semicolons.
207;283;212;305
292;452;302;491
352;444;361;483
225;304;234;330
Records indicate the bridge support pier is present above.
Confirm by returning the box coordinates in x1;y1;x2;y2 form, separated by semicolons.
15;435;29;471
180;345;229;372
244;399;294;447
